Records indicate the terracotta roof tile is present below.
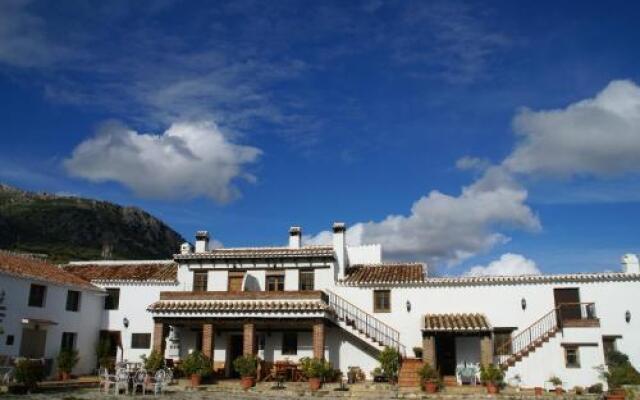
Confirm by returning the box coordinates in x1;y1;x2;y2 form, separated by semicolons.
423;313;491;332
0;251;98;291
175;246;334;260
148;299;329;313
342;263;425;284
64;261;176;282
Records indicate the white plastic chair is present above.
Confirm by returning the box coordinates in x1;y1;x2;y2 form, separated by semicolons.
153;369;167;395
99;367;116;393
132;369;147;395
114;368;130;395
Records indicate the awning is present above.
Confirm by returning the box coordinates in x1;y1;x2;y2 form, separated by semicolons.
423;313;491;332
21;318;58;327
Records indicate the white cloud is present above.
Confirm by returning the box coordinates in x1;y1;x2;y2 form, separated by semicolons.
64;120;261;203
465;253;541;277
305;167;540;265
505;80;640;178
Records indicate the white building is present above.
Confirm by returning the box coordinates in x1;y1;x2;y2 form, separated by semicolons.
2;223;638;389
0;251;104;376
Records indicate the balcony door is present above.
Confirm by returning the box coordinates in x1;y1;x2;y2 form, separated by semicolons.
554;288;581;321
228;272;245;292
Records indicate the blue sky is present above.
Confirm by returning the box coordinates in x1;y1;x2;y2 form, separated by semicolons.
1;0;640;275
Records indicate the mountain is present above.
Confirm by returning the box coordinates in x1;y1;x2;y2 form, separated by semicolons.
0;184;185;263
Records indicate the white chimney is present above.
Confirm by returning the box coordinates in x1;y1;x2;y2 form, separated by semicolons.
332;222;347;280
195;231;210;253
180;242;193;255
622;254;640;274
289;226;301;248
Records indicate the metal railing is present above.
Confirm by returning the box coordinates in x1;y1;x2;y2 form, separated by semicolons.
324;289;406;355
496;302;597;367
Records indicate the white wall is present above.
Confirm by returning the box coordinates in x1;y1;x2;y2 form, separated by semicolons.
0;274;103;376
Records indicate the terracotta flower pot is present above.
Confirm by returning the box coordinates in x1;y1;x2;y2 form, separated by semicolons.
535;387;544;396
487;383;500;394
190;373;202;387
241;376;255;390
605;389;626;400
555;387;564;395
423;380;438;393
308;377;322;391
61;371;71;381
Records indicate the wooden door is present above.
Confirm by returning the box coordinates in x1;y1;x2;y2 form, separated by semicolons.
554;288;581;321
19;328;47;358
436;335;456;376
228;273;245;292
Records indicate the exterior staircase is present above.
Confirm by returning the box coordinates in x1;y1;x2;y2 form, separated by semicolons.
497;302;596;370
325;290;406;355
398;358;422;387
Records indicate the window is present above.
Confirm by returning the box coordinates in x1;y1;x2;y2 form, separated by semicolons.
603;336;619;363
104;288;120;310
267;275;285;292
564;345;580;368
228;272;245;292
193;271;208;292
60;332;77;351
6;335;14;346
66;290;81;312
493;328;515;356
131;333;151;349
282;332;298;355
299;270;314;291
28;284;46;307
373;290;391;313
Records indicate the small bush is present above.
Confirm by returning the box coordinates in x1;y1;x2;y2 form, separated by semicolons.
573;386;585;395
14;359;45;390
56;349;79;373
549;375;563;386
418;363;439;382
413;347;423;358
599;350;640;389
232;354;257;378
181;351;211;377
140;350;164;372
299;357;332;379
480;364;504;386
378;347;401;383
587;383;603;394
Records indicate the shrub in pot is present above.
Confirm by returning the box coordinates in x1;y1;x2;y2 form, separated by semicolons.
181;351;211;387
480;364;504;394
14;358;45;393
598;350;640;400
300;357;332;391
418;363;439;393
140;350;164;373
378;347;401;384
56;349;79;380
549;376;563;395
233;354;257;390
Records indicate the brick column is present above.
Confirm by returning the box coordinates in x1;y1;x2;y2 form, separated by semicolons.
153;321;165;355
312;320;325;359
202;323;215;362
243;321;256;356
422;334;436;367
480;334;493;365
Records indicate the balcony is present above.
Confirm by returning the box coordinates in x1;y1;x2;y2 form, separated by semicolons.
558;302;599;328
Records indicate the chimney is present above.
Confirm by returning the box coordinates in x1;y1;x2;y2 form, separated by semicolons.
622;254;640;274
180;242;193;255
332;222;347;279
289;226;302;248
195;231;210;253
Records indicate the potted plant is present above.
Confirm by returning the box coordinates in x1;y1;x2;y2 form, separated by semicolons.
181;351;211;387
413;346;423;359
480;364;504;394
534;386;544;396
599;351;640;400
300;357;331;391
233;354;257;390
13;358;45;394
549;376;563;395
378;347;401;384
140;350;164;373
56;349;79;381
418;363;439;393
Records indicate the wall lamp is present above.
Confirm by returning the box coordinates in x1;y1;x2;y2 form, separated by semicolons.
521;298;527;311
406;300;412;312
123;317;130;328
625;310;631;323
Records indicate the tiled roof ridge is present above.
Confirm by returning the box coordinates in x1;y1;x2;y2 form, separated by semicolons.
350;262;425;267
209;245;332;251
67;260;174;266
64;262;177;282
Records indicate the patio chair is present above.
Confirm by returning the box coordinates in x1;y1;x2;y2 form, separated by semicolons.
456;362;478;385
99;367;116;393
114;368;130;395
132;369;147;395
153;369;167;395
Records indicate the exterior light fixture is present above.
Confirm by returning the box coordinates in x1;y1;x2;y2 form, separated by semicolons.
406;300;412;312
521;298;527;311
123;317;130;328
625;310;631;323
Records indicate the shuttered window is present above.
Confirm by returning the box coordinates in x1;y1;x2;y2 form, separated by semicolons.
193;271;208;292
131;333;151;349
299;270;314;291
267;275;285;292
373;290;391;313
